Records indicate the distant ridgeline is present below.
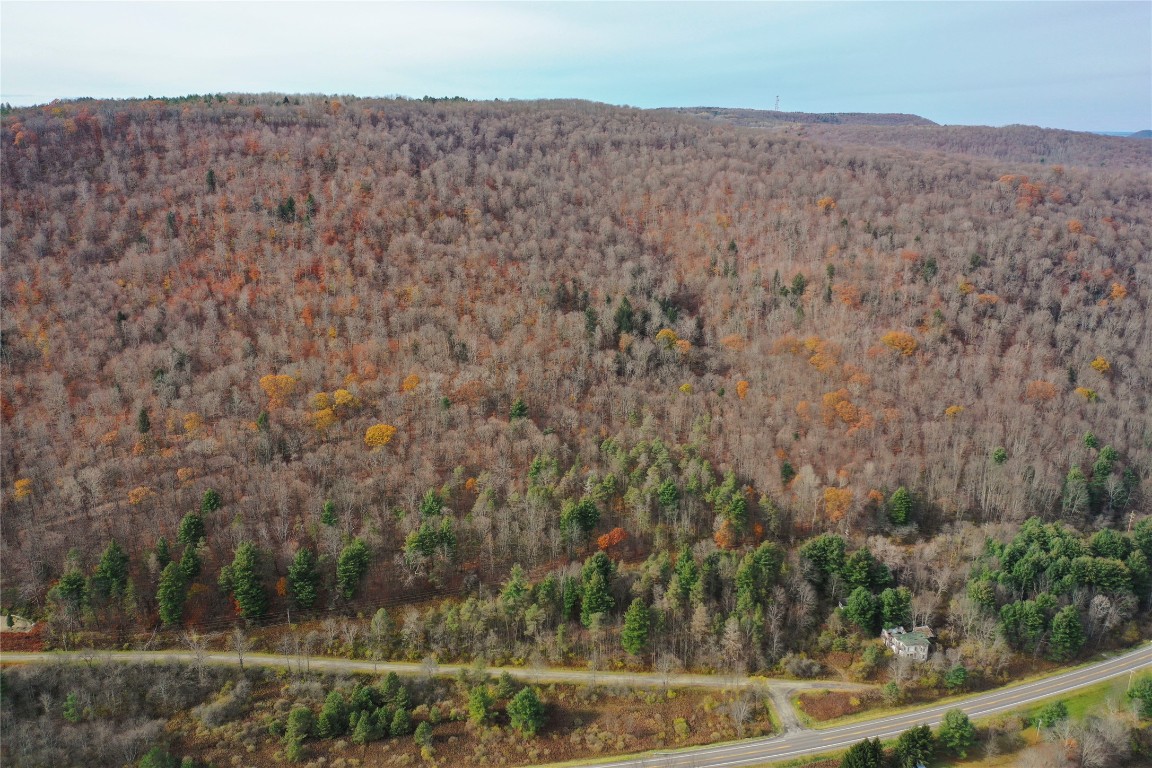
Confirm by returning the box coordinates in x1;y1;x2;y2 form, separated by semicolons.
658;106;938;128
660;106;1150;169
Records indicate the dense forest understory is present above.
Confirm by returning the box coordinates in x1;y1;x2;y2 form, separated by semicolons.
2;96;1151;708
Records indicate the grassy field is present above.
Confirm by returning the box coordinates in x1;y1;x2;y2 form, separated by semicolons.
789;645;1149;732
1009;675;1132;726
766;677;1138;768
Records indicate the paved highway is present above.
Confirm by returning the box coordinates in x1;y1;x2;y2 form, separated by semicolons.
570;642;1152;768
2;642;1149;766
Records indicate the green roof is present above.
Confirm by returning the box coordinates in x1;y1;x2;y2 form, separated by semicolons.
899;631;930;647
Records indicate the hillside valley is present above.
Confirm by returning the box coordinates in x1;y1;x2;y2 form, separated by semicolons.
1;93;1151;766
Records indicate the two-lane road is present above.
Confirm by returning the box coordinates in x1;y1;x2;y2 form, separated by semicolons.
571;642;1152;768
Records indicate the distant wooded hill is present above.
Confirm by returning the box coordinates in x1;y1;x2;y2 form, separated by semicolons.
659;106;937;128
794;123;1152;170
661;107;1149;169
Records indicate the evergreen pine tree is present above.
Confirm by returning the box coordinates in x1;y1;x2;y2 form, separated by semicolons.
894;725;934;768
937;709;975;757
1048;605;1085;661
201;488;222;514
888;486;912;525
92;540;130;600
179;544;202;581
157;561;186;626
879;587;912;629
62;692;82;723
621;598;650;656
350;711;373;744
316;691;347;738
838;737;882;768
389;706;411;737
177;512;205;547
288;547;319;610
580;569;613;628
507;686;546;736
336;538;370;600
844;587;879;634
674;545;698;601
467;685;492;725
219;542;266;620
155;536;171;568
321;500;338;527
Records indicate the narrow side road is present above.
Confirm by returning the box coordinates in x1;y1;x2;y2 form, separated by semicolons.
0;648;868;695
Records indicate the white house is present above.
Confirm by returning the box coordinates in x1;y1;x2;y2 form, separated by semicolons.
881;626;933;661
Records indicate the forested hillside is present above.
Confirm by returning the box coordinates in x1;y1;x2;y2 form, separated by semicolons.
1;96;1149;667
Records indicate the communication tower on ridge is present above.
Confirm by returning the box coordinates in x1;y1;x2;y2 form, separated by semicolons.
775;95;780;111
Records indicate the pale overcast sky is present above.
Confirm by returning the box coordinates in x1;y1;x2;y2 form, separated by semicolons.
2;1;1149;132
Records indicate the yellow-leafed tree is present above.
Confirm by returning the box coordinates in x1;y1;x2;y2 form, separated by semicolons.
259;374;297;408
823;487;853;524
365;423;397;449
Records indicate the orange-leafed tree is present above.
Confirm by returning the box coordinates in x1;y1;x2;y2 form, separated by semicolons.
821;389;859;427
128;486;156;505
834;283;863;308
597;527;628;552
720;334;746;351
1024;380;1058;403
880;331;917;356
713;517;737;550
735;380;749;400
